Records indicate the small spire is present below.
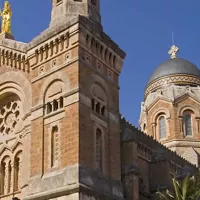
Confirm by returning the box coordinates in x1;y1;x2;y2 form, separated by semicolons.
168;45;179;59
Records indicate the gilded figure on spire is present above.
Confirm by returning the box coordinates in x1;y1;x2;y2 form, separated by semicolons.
0;1;12;34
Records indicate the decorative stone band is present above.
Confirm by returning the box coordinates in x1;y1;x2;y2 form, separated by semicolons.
163;139;200;149
145;74;200;98
0;48;29;73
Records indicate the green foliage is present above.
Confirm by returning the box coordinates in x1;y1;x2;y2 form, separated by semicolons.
156;173;200;200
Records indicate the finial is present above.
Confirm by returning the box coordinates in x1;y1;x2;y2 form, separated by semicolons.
168;45;179;59
0;1;12;34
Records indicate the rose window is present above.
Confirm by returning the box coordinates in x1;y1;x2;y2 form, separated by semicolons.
0;100;21;135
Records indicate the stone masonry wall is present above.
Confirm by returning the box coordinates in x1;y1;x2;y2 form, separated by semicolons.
121;117;197;200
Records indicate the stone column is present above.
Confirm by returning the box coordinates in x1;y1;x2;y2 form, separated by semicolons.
51;102;54;112
58;98;61;109
10;162;14;193
45;46;48;60
151;123;156;139
11;55;14;67
50;42;53;57
7;162;12;194
18;56;21;70
55;39;59;54
4;161;9;194
60;37;64;51
40;48;44;62
18;160;22;190
196;117;200;134
6;52;9;65
179;116;183;135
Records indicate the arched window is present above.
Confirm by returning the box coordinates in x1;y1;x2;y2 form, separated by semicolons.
159;116;166;139
44;81;65;115
7;161;12;193
95;128;103;172
91;83;107;118
0;156;12;195
13;151;22;193
184;113;192;136
14;157;20;192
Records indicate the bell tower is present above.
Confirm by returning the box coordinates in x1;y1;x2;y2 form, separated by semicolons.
25;1;126;200
50;0;101;27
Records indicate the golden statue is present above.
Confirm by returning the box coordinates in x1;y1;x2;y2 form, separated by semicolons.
0;1;12;34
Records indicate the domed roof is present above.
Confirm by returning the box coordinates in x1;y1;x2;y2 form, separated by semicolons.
147;58;200;85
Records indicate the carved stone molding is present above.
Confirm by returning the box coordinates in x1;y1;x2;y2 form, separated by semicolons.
145;74;200;98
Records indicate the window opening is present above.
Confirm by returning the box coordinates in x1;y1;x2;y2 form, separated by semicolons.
159;116;166;139
53;100;59;111
96;102;100;114
184;113;192;136
14;157;20;192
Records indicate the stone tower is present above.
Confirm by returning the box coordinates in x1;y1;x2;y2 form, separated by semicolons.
27;0;125;200
50;0;101;26
0;1;125;200
140;45;200;166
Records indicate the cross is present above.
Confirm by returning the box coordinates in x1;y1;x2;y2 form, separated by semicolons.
168;45;179;59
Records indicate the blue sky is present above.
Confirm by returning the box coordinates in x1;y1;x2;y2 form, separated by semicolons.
4;0;200;127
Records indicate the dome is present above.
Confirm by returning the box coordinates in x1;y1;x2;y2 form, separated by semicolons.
147;58;200;85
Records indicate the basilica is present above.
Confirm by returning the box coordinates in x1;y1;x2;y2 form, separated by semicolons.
0;1;198;200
